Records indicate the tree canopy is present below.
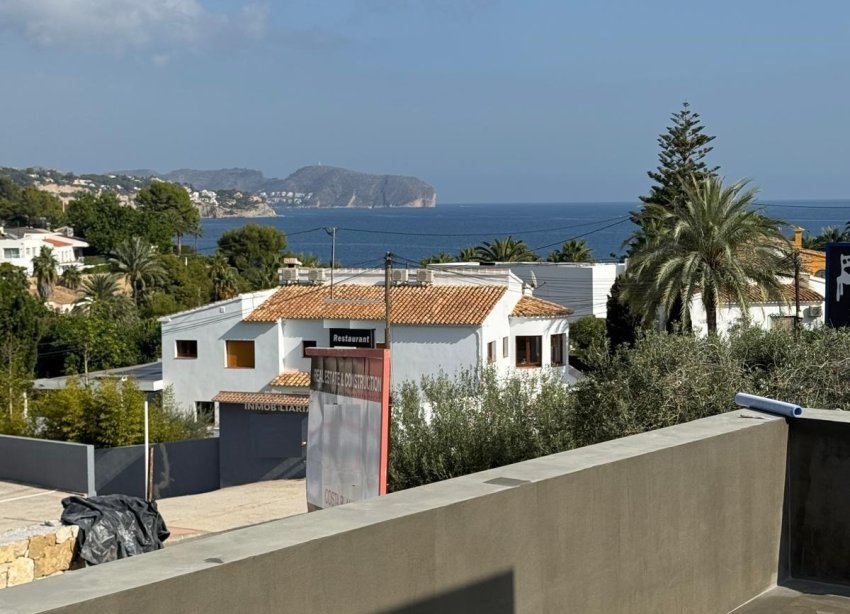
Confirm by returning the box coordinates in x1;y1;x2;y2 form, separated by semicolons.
217;224;287;290
624;177;789;335
135;181;200;252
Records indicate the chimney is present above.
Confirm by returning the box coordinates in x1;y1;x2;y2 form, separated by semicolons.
793;227;803;249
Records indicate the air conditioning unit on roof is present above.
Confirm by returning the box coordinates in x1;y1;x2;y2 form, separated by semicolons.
416;269;434;285
280;268;299;284
307;268;327;283
391;269;409;284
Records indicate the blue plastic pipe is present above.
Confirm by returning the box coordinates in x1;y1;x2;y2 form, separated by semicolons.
734;393;803;418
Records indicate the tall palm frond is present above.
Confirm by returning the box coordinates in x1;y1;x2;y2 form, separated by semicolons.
623;176;789;335
32;246;59;301
110;237;164;303
475;237;537;263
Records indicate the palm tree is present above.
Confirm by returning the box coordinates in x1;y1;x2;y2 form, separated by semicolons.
59;266;82;290
623;176;789;335
420;252;455;266
209;253;239;301
475;237;537;263
110;237;164;303
457;246;479;262
32;245;59;301
546;239;593;263
810;226;848;250
73;273;132;318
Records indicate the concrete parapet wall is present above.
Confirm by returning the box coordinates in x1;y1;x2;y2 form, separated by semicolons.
0;411;789;613
0;526;80;590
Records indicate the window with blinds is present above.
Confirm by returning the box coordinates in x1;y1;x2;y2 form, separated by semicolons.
226;340;255;368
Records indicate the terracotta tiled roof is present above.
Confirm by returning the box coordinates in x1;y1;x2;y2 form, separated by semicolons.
511;295;573;318
270;371;311;388
44;238;71;247
212;391;309;410
245;284;507;326
721;285;823;304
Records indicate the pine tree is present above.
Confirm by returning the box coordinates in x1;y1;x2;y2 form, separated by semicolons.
634;102;719;223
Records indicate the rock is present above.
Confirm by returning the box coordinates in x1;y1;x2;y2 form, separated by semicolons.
6;557;34;586
55;525;79;545
33;542;74;578
0;540;29;563
27;533;56;559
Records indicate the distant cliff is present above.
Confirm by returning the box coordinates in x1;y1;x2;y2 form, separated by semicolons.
267;166;436;208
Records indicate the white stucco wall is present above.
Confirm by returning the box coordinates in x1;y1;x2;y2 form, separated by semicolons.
689;300;824;336
161;291;278;414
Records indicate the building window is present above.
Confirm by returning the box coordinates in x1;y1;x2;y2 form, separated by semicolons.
502;336;509;358
302;340;317;357
550;333;565;366
226;340;255;368
515;336;542;367
3;248;20;259
175;340;198;359
487;341;496;364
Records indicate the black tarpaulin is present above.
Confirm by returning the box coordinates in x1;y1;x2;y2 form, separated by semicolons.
61;494;170;565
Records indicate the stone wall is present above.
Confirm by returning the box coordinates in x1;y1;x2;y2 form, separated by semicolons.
0;525;79;589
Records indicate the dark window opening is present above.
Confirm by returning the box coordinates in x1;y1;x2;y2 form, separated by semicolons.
176;339;198;359
302;340;317;357
487;341;496;364
515;336;542;367
550;333;565;366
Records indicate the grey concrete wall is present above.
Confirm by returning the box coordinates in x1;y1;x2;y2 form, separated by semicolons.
95;438;219;499
219;404;306;486
785;410;850;585
0;435;94;496
0;412;789;614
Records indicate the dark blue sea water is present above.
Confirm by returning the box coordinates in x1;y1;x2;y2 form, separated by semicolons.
197;201;850;269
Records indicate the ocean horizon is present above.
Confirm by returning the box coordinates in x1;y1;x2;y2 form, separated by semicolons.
197;200;850;269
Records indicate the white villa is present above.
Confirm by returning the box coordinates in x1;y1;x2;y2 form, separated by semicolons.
161;268;574;416
0;226;88;274
679;276;825;336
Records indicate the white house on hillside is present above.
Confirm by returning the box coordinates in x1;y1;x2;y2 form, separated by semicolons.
430;261;626;320
0;227;88;274
160;269;574;416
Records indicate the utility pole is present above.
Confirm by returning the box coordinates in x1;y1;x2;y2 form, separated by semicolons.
325;227;337;298
793;250;801;339
384;252;393;348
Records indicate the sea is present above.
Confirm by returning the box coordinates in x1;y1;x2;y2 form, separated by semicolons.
196;201;850;269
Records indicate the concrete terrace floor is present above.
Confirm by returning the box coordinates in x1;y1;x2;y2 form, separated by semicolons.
0;479;307;543
731;580;850;613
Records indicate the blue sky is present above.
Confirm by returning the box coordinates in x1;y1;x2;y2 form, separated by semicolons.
1;0;849;202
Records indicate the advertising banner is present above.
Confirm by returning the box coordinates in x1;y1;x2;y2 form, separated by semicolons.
305;348;390;510
826;242;850;327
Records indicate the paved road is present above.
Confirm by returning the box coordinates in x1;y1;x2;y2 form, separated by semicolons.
0;480;307;542
0;482;70;534
156;480;307;541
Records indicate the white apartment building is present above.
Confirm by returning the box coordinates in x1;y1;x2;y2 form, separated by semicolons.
0;227;88;274
430;261;627;320
161;268;573;415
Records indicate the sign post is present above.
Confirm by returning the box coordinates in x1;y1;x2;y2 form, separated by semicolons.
304;348;390;511
825;242;850;327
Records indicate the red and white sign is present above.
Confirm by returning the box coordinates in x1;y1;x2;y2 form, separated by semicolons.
305;348;390;510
